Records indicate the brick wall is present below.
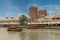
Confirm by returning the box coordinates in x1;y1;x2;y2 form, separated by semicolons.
29;6;38;20
38;10;47;18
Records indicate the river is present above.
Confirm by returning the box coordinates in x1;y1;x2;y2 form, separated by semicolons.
0;27;60;40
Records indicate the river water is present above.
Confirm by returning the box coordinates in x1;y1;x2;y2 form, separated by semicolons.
0;27;60;40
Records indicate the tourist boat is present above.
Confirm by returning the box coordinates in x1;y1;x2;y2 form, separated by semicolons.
7;24;22;31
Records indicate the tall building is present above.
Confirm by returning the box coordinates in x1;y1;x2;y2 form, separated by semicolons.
38;10;47;18
29;6;38;20
29;6;47;21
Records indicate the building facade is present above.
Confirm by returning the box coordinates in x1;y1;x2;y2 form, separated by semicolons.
0;17;19;26
29;6;38;20
38;10;47;18
29;6;47;21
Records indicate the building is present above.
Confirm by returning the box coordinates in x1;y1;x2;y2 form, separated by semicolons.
29;6;38;21
52;14;60;22
29;6;47;21
45;14;60;21
0;17;19;26
38;10;47;18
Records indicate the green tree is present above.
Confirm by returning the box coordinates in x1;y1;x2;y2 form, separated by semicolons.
19;14;28;25
27;17;34;23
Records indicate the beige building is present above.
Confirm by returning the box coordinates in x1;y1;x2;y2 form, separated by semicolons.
0;17;19;26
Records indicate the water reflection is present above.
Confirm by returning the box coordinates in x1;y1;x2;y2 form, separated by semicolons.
0;28;60;40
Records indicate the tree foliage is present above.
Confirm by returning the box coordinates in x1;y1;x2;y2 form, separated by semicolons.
19;14;28;24
28;18;34;22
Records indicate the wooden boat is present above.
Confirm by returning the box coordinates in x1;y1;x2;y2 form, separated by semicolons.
7;24;22;31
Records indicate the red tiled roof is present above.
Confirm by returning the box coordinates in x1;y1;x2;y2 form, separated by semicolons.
53;14;60;18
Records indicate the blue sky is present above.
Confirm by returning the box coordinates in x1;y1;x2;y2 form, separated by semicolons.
0;0;60;18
